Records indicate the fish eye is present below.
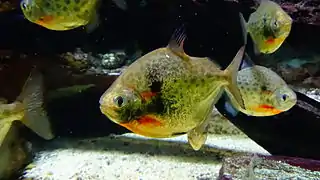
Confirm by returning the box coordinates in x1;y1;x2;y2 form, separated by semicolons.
113;95;126;107
21;2;27;9
281;94;288;101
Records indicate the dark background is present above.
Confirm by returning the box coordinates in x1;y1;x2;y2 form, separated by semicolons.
0;0;319;160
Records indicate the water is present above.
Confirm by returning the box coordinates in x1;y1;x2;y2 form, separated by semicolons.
0;0;320;179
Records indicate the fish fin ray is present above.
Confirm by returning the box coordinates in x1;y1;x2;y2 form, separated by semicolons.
187;116;211;151
239;12;248;45
18;68;54;140
223;46;246;110
167;25;187;56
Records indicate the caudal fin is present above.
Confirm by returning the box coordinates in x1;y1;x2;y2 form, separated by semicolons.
239;12;248;45
17;68;54;140
223;46;246;110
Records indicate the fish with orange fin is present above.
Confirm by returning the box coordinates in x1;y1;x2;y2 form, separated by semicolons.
99;26;246;151
20;0;103;32
224;59;297;117
239;0;292;54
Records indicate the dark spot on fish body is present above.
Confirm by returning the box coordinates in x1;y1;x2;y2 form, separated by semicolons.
74;0;80;3
150;81;162;93
261;85;267;91
74;6;80;12
80;0;88;6
44;2;50;8
63;7;68;11
65;0;70;5
144;94;166;116
190;78;196;84
56;4;62;9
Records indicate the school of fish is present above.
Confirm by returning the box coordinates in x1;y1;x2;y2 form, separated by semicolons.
10;0;297;151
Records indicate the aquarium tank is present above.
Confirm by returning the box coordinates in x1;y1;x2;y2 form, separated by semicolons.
0;0;320;179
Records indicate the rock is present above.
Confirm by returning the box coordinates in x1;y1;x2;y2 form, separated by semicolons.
0;121;31;180
217;154;320;180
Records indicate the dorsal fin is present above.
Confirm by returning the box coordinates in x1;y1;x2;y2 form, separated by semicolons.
167;25;187;56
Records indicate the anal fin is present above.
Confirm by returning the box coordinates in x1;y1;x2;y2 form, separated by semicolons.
187;114;211;151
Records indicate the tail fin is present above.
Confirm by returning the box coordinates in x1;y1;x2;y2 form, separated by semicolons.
223;46;245;110
17;68;54;140
239;12;248;45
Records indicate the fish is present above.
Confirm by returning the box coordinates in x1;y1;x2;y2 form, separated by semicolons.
0;68;54;142
224;64;297;117
240;0;292;54
20;0;101;32
99;26;246;151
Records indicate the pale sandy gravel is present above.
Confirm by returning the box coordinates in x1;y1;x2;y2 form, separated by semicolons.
22;133;270;180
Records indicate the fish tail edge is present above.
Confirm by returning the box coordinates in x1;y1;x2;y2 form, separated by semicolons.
223;46;246;110
18;68;55;140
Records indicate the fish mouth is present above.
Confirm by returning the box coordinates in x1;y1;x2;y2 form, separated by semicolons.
99;105;119;122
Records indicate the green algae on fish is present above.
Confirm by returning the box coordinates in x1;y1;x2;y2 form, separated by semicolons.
99;26;246;151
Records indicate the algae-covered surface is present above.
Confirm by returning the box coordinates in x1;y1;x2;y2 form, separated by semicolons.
21;133;270;180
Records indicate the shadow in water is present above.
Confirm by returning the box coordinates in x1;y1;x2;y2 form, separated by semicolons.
30;134;253;164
